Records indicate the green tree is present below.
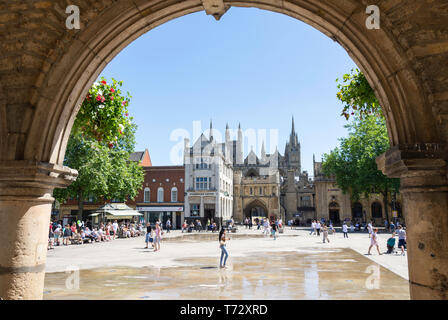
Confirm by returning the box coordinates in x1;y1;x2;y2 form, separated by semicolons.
54;78;144;220
336;68;381;120
323;69;401;222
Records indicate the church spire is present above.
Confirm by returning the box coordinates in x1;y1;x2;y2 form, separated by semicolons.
291;116;295;135
209;119;213;141
290;116;296;146
225;122;230;143
261;140;266;158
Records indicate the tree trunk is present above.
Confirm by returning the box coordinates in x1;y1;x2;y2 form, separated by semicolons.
78;190;84;221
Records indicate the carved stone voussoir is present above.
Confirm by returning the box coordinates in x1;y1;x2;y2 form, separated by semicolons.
0;161;78;200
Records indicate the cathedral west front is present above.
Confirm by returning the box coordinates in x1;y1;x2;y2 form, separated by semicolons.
183;118;403;226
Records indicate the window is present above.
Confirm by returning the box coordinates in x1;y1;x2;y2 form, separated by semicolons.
157;187;164;202
191;204;200;216
171;187;178;202
144;187;150;203
195;177;209;190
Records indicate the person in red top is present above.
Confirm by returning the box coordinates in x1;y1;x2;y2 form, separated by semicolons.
71;222;77;234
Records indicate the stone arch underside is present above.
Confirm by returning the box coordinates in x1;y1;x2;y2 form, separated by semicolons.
1;0;448;301
0;0;446;165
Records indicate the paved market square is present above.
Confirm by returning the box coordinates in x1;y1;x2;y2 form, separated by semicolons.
44;228;409;300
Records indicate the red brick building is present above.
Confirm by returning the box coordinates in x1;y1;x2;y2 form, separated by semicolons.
57;149;156;223
133;166;185;229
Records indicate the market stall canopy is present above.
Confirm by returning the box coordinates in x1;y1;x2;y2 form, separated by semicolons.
94;203;142;218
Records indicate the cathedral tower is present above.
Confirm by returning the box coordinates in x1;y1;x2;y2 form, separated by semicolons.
283;116;301;174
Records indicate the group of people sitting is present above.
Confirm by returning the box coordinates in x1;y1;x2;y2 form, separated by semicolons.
181;219;219;233
48;219;144;249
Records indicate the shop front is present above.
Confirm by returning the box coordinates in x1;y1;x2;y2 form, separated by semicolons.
137;206;184;229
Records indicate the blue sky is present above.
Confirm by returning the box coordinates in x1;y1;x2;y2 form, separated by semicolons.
99;7;357;175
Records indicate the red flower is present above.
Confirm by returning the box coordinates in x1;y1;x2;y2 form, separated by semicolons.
101;80;107;85
108;143;114;148
110;96;114;101
110;88;115;93
96;95;102;101
125;113;129;117
101;96;105;103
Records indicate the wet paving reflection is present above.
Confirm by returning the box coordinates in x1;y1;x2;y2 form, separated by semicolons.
44;247;409;300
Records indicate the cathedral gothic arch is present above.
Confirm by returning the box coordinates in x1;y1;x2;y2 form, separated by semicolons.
0;0;448;300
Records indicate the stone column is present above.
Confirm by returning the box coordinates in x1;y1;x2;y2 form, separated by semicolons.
377;144;448;300
200;195;204;217
0;161;77;300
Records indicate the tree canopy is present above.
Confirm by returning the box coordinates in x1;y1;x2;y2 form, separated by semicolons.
322;69;400;222
54;78;144;219
322;114;400;201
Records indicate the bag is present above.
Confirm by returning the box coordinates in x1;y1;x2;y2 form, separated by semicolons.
149;237;153;243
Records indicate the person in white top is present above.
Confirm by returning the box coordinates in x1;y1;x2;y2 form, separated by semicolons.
112;220;118;240
342;222;348;238
367;228;382;255
310;220;316;235
367;221;373;238
316;221;321;236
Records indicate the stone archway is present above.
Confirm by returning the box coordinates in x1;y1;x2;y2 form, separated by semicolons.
1;0;448;300
328;201;340;224
244;199;268;219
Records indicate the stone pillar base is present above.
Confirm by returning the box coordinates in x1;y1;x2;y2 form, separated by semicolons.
377;144;448;300
0;161;77;300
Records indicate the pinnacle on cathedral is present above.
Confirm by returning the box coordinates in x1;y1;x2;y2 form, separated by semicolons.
289;116;299;147
209;119;213;141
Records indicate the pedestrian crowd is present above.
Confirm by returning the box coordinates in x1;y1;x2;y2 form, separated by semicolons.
309;218;407;256
48;219;145;249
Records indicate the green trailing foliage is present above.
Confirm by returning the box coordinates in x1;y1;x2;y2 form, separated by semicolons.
337;68;381;120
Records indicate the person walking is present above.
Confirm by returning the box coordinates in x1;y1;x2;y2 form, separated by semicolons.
271;220;278;240
144;223;153;249
322;224;330;243
48;222;54;250
342;222;348;238
367;221;373;238
316;221;321;236
166;219;171;233
310;220;316;235
367;228;382;255
219;228;230;269
397;225;406;256
154;222;162;252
